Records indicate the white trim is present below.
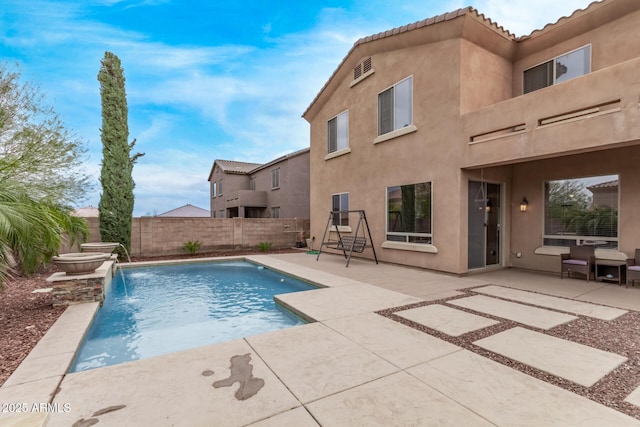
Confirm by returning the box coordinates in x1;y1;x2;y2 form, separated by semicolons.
331;225;352;233
382;241;438;253
537;107;621;128
374;124;417;144
350;69;375;88
325;147;351;160
469;129;526;145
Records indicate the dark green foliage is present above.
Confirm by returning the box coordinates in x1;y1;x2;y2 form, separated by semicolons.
97;52;144;258
0;63;90;287
182;240;202;256
257;242;272;253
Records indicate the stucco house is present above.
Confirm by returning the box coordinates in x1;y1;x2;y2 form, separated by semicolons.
208;148;310;219
303;0;640;276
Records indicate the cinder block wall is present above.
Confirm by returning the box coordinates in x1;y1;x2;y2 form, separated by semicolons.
65;217;310;257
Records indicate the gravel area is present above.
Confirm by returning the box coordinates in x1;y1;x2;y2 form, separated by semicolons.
4;255;638;419
0;249;299;387
378;286;640;420
0;267;64;387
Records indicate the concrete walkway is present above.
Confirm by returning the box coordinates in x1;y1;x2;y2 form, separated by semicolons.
2;253;640;426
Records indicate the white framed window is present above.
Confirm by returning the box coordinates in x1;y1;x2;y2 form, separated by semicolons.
212;182;217;198
524;45;591;94
271;207;280;218
543;174;618;249
271;168;280;189
386;182;432;244
378;76;413;136
331;192;349;226
328;110;349;154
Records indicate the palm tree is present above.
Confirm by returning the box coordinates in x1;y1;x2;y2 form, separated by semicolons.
0;188;88;288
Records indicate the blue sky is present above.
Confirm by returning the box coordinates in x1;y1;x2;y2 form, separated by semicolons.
0;0;592;216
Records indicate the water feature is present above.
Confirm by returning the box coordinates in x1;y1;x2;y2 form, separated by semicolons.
70;260;316;372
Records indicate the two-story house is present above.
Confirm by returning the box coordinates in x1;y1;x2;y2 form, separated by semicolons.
303;0;640;275
208;148;310;219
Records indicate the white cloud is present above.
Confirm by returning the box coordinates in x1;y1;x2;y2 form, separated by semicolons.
2;0;597;216
471;0;593;37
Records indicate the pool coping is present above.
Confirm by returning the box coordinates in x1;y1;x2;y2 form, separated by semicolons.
0;255;336;418
4;254;640;425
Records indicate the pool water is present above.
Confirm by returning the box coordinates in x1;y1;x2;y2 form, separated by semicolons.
70;261;315;372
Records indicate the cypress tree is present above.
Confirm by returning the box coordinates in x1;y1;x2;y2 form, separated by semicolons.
97;52;143;257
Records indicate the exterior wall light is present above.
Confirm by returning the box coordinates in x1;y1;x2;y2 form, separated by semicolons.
520;197;529;212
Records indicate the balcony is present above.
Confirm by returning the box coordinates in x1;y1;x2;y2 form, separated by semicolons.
462;57;640;168
225;190;267;209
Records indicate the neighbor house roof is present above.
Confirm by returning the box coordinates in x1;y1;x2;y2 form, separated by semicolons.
72;206;99;217
249;147;310;174
587;180;619;191
157;204;210;217
208;148;310;180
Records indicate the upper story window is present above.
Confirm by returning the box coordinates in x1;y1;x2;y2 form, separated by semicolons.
387;182;432;244
523;45;591;94
271;168;280;189
218;180;222;196
212;182;217;198
378;76;413;136
328;110;349;154
249;176;256;191
332;192;349;226
543;174;618;249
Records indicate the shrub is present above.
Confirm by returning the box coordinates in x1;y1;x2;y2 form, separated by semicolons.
182;240;202;256
256;242;272;253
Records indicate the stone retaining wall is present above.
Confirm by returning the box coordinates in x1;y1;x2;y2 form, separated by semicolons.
47;261;114;307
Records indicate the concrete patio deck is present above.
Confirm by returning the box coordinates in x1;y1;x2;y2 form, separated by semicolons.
2;252;640;426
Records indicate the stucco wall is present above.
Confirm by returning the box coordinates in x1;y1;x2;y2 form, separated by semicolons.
210;172;251;217
509;145;640;273
513;5;640;96
309;38;469;273
251;150;310;219
305;2;640;276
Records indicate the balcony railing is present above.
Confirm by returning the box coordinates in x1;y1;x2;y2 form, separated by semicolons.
225;190;267;208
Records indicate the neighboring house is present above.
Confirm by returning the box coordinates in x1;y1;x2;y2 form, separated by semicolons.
207;148;310;219
157;204;210;217
72;206;99;218
303;0;640;275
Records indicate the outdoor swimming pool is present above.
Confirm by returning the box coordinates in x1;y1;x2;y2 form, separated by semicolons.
70;260;316;372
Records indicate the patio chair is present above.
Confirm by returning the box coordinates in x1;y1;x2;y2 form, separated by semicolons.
561;245;595;281
626;249;640;288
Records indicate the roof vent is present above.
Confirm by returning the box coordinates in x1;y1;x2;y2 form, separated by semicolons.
353;63;362;80
353;56;372;81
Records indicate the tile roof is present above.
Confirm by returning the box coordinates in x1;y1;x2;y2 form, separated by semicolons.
249;147;310;173
72;206;99;217
215;160;262;174
302;0;609;119
587;180;619;190
157;204;210;217
523;0;605;39
210;148;310;179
